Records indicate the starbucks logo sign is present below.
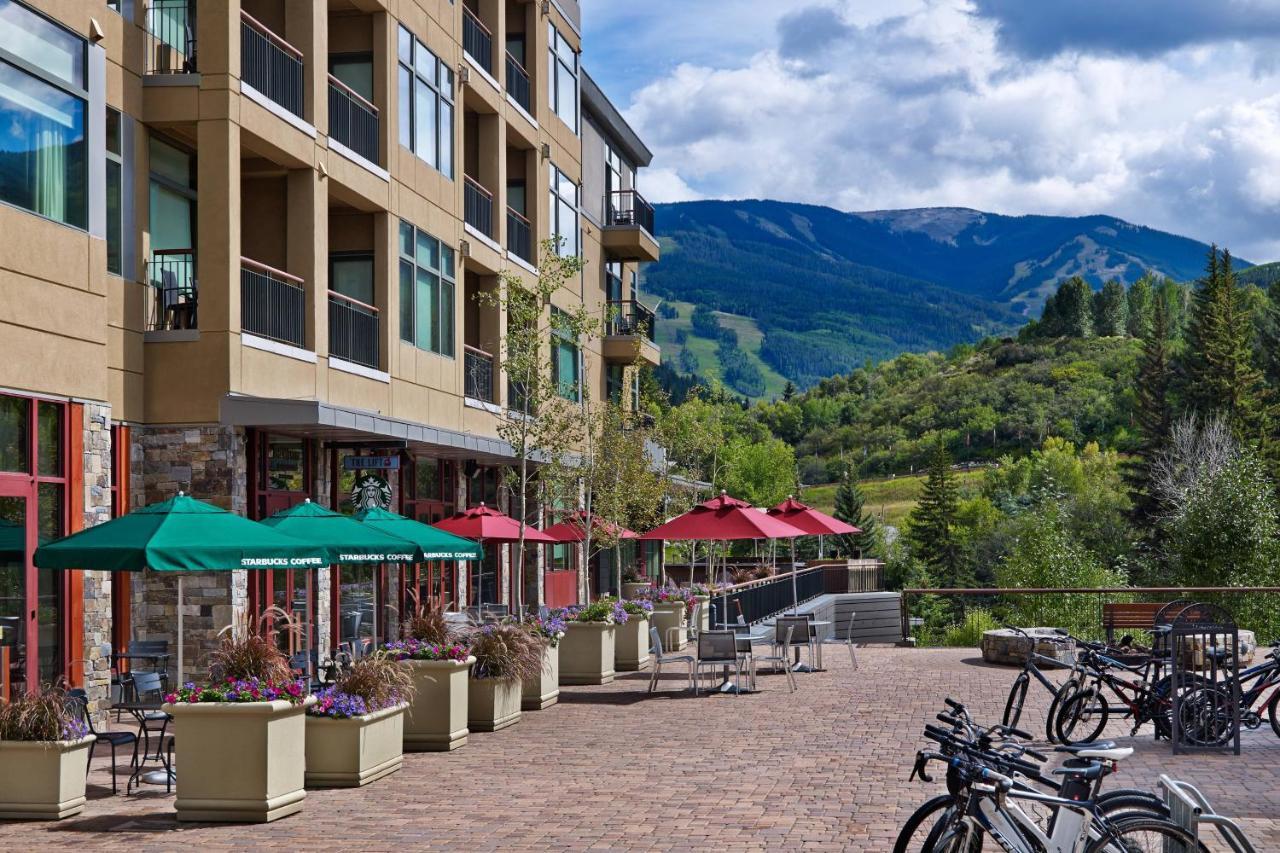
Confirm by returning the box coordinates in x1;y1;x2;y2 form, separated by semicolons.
351;474;392;511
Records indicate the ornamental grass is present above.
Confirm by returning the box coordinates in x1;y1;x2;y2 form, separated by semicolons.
0;685;87;741
468;623;544;682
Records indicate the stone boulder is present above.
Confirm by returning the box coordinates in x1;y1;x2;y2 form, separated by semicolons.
980;628;1075;667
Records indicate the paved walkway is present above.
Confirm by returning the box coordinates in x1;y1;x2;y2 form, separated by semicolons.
3;647;1277;851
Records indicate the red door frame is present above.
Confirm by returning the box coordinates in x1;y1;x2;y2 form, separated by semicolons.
246;429;314;647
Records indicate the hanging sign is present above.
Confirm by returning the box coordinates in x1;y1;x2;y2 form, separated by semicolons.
343;455;400;471
350;474;393;510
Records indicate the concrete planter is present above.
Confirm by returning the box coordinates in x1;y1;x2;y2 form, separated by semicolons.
693;596;712;631
304;702;407;788
615;618;651;671
650;602;688;651
622;582;651;600
399;657;474;752
522;643;560;710
467;678;522;732
559;621;617;685
166;697;315;823
0;735;94;820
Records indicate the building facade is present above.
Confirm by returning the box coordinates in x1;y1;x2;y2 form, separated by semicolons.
0;0;660;709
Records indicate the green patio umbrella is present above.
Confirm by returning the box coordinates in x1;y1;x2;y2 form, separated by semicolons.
33;493;328;681
352;507;483;561
258;500;424;564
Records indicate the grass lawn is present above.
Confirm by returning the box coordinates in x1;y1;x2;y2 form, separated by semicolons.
802;469;988;529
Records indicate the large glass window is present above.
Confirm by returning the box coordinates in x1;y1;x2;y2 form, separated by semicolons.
398;220;455;357
330;53;373;102
551;308;580;402
330;253;374;306
0;395;30;473
106;108;122;275
547;21;577;133
0;3;87;229
549;162;578;258
397;26;453;178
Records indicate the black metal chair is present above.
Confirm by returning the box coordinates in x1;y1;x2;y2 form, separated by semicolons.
695;630;743;695
67;688;138;795
125;671;173;795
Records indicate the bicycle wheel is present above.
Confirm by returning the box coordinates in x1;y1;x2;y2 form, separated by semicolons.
1178;686;1236;747
1055;687;1109;745
1085;815;1206;852
1045;676;1079;743
1002;672;1030;729
1096;789;1169;820
922;810;981;853
892;795;958;853
1269;689;1280;739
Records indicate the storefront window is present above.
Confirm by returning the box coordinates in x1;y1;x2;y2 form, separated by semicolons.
0;396;30;473
266;436;305;492
337;564;376;654
36;402;61;477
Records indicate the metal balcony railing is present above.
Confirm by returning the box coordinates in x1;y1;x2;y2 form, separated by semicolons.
505;51;530;113
145;0;196;74
329;292;380;369
506;207;532;264
462;7;493;74
606;300;657;342
148;249;197;330
241;11;304;118
241;257;305;348
328;74;379;164
606;189;656;235
464;176;494;238
464;345;495;403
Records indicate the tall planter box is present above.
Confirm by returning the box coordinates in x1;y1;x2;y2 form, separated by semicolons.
166;698;315;823
468;678;522;732
622;582;650;600
304;702;407;788
522;643;560;710
693;595;711;631
559;622;617;685
650;602;688;651
400;657;474;752
0;735;94;820
615;618;651;671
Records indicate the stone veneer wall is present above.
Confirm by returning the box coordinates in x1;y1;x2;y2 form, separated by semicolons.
130;425;249;683
80;403;113;714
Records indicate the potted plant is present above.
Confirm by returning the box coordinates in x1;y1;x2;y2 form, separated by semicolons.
615;598;654;671
164;625;313;823
383;601;474;752
521;610;565;710
467;623;543;732
621;568;650;600
559;598;624;685
0;686;93;820
646;586;696;651
305;654;413;787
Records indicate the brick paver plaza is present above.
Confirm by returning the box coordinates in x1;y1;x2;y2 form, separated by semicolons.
4;647;1277;850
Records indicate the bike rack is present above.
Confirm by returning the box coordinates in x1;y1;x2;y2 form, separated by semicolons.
1158;774;1257;853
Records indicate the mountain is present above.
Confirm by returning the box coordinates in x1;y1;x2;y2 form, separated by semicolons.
643;199;1237;394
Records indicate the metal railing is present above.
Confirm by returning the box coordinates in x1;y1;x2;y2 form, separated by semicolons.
464;176;494;238
328;74;379;164
505;51;531;113
606;189;656;234
241;257;305;348
462;7;493;74
241;11;304;118
464;345;495;402
707;566;829;627
605;300;657;341
147;249;197;330
145;0;196;74
328;291;379;369
506;207;532;264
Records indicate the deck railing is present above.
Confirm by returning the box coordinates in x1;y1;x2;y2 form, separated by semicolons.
464;345;495;402
605;299;657;341
462;7;493;74
706;566;830;627
148;249;197;331
241;257;305;348
606;189;655;234
505;51;531;113
328;291;379;369
241;11;304;118
328;74;379;164
145;0;196;74
464;176;494;238
506;207;532;264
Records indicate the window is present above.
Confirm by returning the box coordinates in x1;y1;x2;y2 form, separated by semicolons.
148;135;196;302
605;261;622;302
0;0;87;229
106;108;122;275
398;220;455;357
547;21;577;132
330;253;374;305
330;53;373;102
548;162;578;257
550;308;580;402
606;363;623;405
397;26;453;177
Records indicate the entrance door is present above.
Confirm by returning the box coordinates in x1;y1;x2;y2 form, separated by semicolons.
0;491;30;700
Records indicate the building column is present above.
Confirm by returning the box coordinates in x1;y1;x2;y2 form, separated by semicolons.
196;115;241;335
284;0;326;133
287;167;328;355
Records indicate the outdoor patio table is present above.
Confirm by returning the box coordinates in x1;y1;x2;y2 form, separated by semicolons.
763;619;832;672
708;632;770;693
111;700;175;791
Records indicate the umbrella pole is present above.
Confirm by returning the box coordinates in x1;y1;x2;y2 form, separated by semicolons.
819;534;824;559
177;574;185;685
791;537;798;615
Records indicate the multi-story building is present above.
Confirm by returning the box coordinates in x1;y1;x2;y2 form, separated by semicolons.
0;0;660;708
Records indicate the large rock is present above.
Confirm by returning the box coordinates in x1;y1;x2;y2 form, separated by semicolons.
980;628;1074;667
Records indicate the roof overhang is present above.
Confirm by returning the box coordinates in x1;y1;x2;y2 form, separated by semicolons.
581;70;652;167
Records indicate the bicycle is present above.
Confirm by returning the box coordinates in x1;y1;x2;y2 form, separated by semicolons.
1052;645;1196;745
1172;644;1280;747
1001;626;1080;741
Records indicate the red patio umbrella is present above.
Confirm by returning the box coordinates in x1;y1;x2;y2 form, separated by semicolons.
543;511;638;543
767;496;861;537
432;504;556;611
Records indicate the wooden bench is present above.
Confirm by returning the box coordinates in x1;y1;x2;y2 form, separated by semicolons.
1102;602;1169;641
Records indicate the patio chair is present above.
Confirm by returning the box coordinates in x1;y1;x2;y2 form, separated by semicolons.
647;627;695;693
695;630;744;695
774;615;816;671
747;626;798;693
824;611;858;670
67;688;137;794
126;671;174;795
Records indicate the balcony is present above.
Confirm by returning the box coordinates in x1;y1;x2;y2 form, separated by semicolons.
241;11;304;119
147;249;197;331
328;75;379;165
506;207;532;265
145;0;196;75
241;258;306;349
603;300;660;366
462;7;493;76
464;176;494;239
329;292;380;370
505;52;531;115
464;345;496;403
603;190;660;262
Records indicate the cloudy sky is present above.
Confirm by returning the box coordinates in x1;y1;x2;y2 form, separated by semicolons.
582;0;1280;261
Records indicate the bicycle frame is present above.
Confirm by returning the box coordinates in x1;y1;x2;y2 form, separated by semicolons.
955;784;1110;853
1233;655;1280;715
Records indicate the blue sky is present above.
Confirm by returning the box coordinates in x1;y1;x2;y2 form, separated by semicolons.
582;1;1280;261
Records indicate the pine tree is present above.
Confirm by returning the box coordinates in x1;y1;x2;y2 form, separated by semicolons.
906;443;969;600
1127;274;1155;339
1093;280;1129;337
1127;291;1175;535
782;381;796;402
833;470;878;557
1256;280;1280;388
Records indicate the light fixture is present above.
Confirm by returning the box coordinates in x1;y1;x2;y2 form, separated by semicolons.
459;239;472;258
